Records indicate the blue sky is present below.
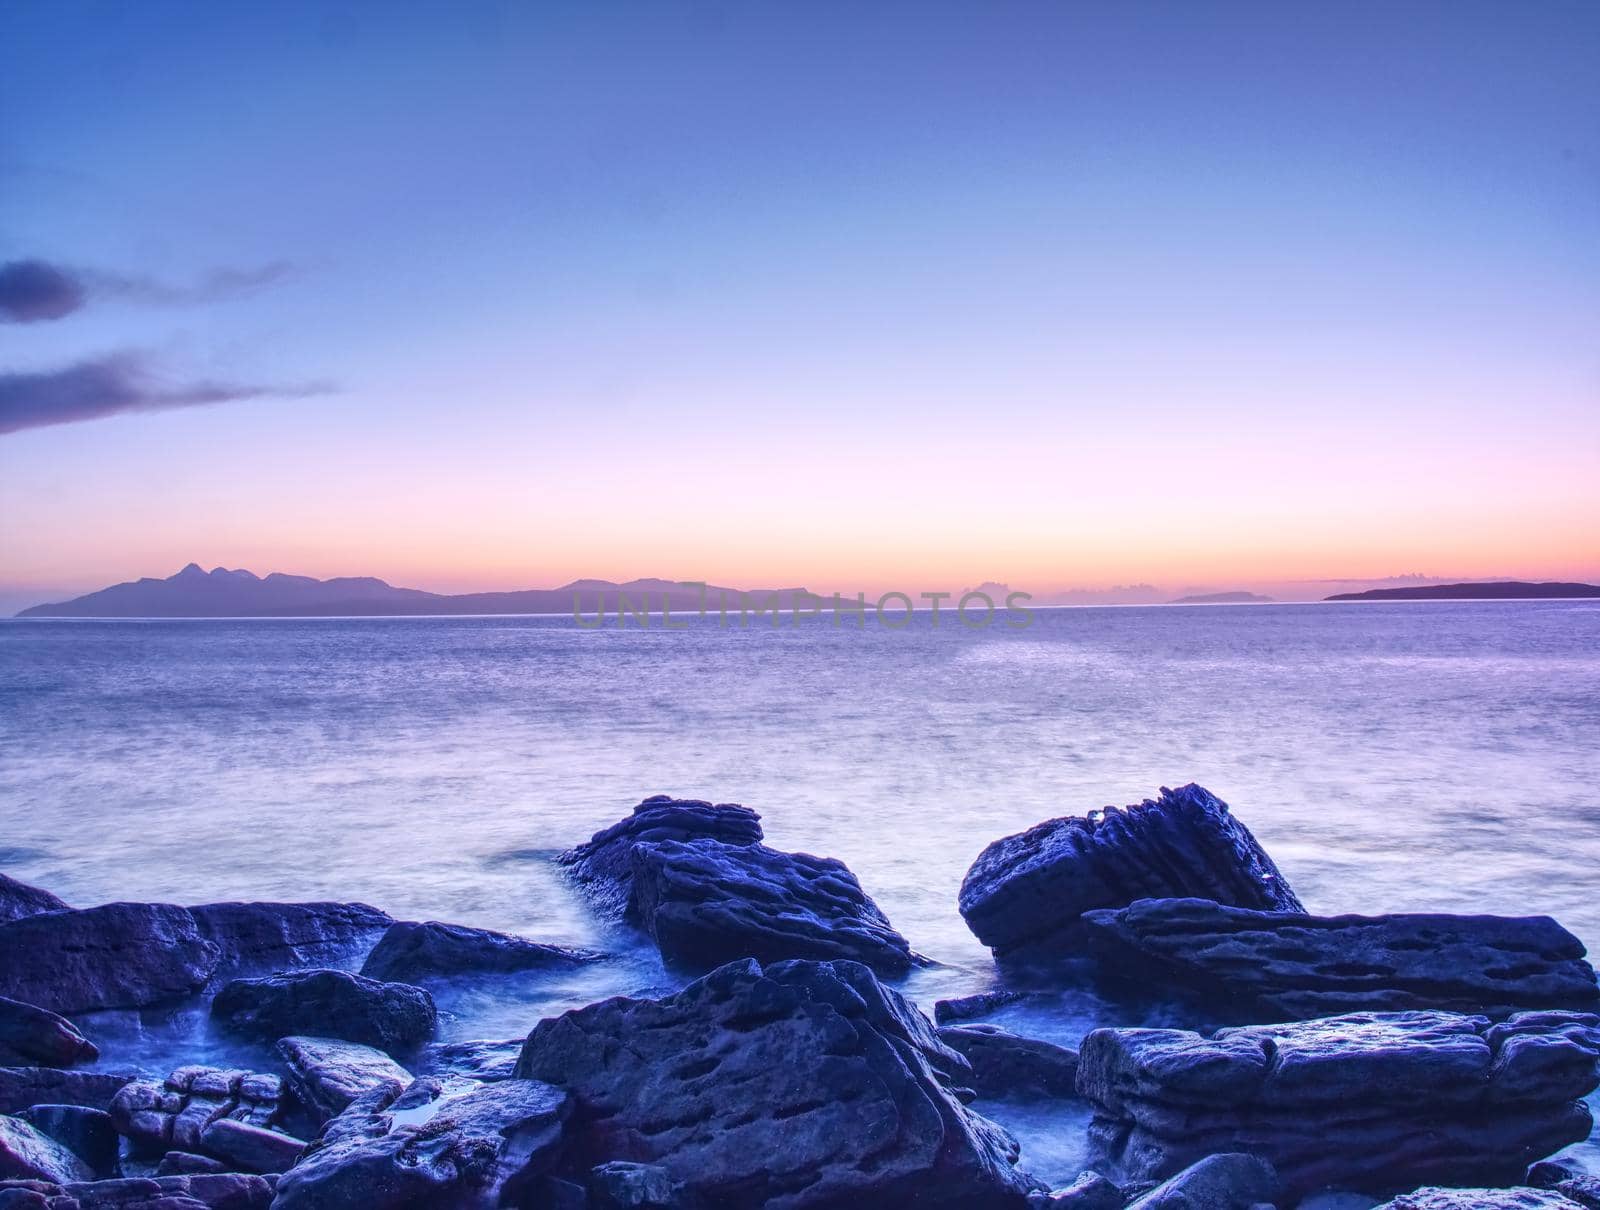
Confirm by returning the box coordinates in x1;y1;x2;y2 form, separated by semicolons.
2;1;1597;600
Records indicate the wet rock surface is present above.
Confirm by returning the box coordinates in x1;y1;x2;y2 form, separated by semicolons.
0;876;68;925
418;1039;521;1083
0;1001;97;1069
358;920;598;984
936;1024;1079;1099
0;1172;276;1208
1076;1008;1600;1199
14;1108;117;1180
629;838;920;975
514;957;1037;1209
1027;1170;1126;1208
1373;1189;1589;1209
274;1038;410;1127
211;971;435;1051
559;796;765;917
108;1066;282;1158
1082;897;1600;1019
0;1116;93;1184
959;784;1303;963
1121;1153;1278;1209
188;903;392;978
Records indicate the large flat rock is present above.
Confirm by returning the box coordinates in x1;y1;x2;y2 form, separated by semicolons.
959;784;1302;964
189;902;392;976
1076;1007;1600;1199
1082;897;1600;1019
514;957;1037;1209
358;920;598;984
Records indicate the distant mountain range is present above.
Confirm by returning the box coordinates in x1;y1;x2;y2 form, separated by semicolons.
1326;581;1600;602
15;564;816;618
1170;591;1275;605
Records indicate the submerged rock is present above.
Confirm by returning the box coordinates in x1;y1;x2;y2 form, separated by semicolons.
15;1107;118;1180
1076;1008;1600;1199
189;902;392;977
629;838;920;975
270;1077;570;1210
0;1071;137;1117
0;904;220;1014
514;957;1037;1209
108;1066;282;1158
1122;1153;1278;1209
0;1172;276;1208
1373;1189;1588;1209
559;796;764;917
0;875;68;925
358;921;598;984
1082;897;1600;1019
935;1025;1079;1099
211;970;435;1051
275;1038;410;1127
959;784;1303;963
934;990;1031;1025
0;1000;97;1068
0;1116;93;1183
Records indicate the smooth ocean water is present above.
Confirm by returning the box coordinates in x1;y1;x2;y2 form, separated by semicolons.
3;601;1599;1190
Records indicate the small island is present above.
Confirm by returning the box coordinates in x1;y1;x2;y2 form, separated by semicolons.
1169;591;1276;605
1326;581;1600;602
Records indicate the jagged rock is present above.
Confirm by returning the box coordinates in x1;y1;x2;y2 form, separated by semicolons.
1082;897;1600;1019
0;1072;137;1117
959;784;1303;963
0;1172;275;1208
1123;1153;1278;1209
188;903;392;977
0;876;68;925
515;957;1037;1208
419;1040;521;1083
269;1077;570;1210
0;1001;97;1068
559;796;764;917
154;1152;226;1176
358;921;598;984
935;991;1030;1025
629;839;920;975
587;1161;688;1208
1028;1170;1125;1208
15;1109;117;1180
108;1067;281;1158
1077;1008;1600;1199
0;1117;93;1183
211;971;434;1051
1373;1189;1587;1209
936;1025;1079;1099
194;1121;301;1175
0;905;220;1015
274;1038;410;1127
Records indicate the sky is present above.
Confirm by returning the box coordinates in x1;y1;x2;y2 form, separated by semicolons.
2;0;1597;605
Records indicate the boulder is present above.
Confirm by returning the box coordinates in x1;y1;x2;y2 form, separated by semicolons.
1076;1008;1600;1199
188;903;392;976
936;1025;1079;1099
0;1172;275;1208
0;1071;137;1117
108;1067;281;1158
15;1109;117;1180
193;1121;302;1175
0;876;68;925
0;1117;92;1183
959;784;1303;963
0;905;220;1015
559;796;764;917
629;839;920;975
1373;1190;1587;1209
0;1001;97;1068
211;971;434;1051
1083;897;1600;1020
1528;1161;1600;1210
419;1040;521;1083
1028;1170;1125;1209
1123;1153;1278;1209
269;1077;570;1210
514;957;1037;1208
154;1152;227;1176
274;1038;410;1127
358;921;598;984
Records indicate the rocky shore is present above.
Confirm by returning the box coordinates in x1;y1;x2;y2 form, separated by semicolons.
0;784;1597;1209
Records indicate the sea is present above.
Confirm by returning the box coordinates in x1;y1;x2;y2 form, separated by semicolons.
3;601;1598;1193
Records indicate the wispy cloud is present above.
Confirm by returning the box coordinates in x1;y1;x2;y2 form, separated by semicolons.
0;258;294;323
0;353;329;436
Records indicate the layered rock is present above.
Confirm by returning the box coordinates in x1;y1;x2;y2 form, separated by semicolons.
0;1117;93;1184
935;1025;1079;1099
274;1038;410;1127
0;1072;137;1117
0;875;68;924
188;902;392;976
1082;897;1600;1019
559;795;764;916
1374;1190;1589;1209
270;1077;570;1210
108;1066;282;1158
358;921;598;984
211;971;435;1051
0;1172;275;1208
629;839;920;975
0;1001;97;1068
959;784;1303;963
1076;1008;1600;1199
514;957;1037;1209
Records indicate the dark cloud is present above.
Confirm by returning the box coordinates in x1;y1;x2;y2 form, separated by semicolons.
0;260;88;322
0;258;294;323
0;353;328;436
